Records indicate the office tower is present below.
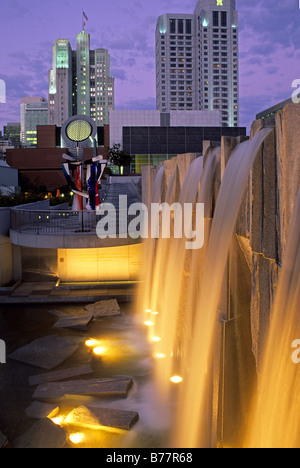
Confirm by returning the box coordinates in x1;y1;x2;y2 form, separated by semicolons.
4;123;21;148
49;39;73;127
20;97;48;147
91;48;114;126
49;31;115;127
156;0;239;127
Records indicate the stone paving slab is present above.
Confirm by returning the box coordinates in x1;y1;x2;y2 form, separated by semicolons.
8;336;81;370
53;314;94;331
13;419;67;448
0;431;8;448
84;299;121;317
29;364;94;386
65;405;139;431
33;376;133;400
25;401;59;420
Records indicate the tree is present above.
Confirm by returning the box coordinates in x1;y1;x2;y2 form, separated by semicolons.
108;144;131;174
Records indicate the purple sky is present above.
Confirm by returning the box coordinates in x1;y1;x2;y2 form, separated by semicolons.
0;0;299;133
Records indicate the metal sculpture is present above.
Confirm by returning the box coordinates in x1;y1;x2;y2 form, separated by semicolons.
61;115;108;211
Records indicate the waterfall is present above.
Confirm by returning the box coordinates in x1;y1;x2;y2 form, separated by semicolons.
244;187;300;448
173;128;273;447
144;157;204;404
137;127;274;447
138;166;166;321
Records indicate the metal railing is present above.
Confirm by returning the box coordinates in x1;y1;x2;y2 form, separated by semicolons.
10;207;140;237
11;209;100;236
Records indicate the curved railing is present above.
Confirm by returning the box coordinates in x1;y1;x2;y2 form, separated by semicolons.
10;207;141;238
11;208;99;235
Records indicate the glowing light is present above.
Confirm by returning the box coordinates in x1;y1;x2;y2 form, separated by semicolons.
93;346;107;356
152;336;161;342
69;433;85;445
155;353;166;359
144;320;154;326
202;18;209;27
170;375;183;384
152;311;159;315
146;309;152;313
85;339;98;347
51;416;65;426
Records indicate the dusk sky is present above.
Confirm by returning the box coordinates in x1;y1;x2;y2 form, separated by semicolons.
0;0;299;133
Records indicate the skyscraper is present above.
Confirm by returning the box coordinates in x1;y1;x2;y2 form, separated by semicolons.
49;39;73;128
156;0;239;127
20;97;48;147
49;31;114;127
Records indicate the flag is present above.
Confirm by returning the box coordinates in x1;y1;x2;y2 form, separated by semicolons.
82;11;88;30
74;165;83;211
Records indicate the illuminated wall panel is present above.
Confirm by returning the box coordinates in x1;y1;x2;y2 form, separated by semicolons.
57;244;142;282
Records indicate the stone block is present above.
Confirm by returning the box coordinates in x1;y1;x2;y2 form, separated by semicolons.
275;103;300;262
29;364;94;386
13;419;67;448
25;401;59;420
9;336;80;370
250;252;279;367
84;299;121;317
64;405;139;431
33;376;133;400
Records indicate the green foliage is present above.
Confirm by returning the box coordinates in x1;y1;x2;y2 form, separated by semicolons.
0;192;44;207
108;144;132;173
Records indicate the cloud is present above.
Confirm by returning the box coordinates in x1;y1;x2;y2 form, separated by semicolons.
116;96;156;111
112;68;127;81
266;66;280;75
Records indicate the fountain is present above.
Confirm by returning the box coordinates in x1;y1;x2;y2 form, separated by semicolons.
138;102;300;448
244;187;300;448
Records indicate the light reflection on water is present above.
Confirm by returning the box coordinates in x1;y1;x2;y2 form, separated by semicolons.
0;301;170;448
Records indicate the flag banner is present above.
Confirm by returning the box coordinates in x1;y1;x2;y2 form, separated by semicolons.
62;163;88;199
86;163;102;211
74;165;83;211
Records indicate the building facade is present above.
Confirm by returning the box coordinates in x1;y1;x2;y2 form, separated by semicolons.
156;0;239;127
3;122;21;148
109;109;221;148
49;31;114;128
20;97;48;147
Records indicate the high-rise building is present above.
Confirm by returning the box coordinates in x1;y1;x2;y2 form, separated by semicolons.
4;122;21;148
49;39;73;128
156;0;239;127
20;97;48;147
49;30;114;127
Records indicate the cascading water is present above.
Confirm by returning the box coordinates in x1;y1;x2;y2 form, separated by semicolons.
173;127;273;448
244;187;300;448
139;166;166;322
137;127;273;448
142;157;204;404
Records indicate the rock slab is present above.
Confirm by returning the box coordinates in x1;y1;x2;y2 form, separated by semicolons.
13;419;67;449
33;376;133;400
25;401;59;420
29;363;94;386
53;314;93;331
65;405;139;431
8;336;80;370
84;299;121;318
